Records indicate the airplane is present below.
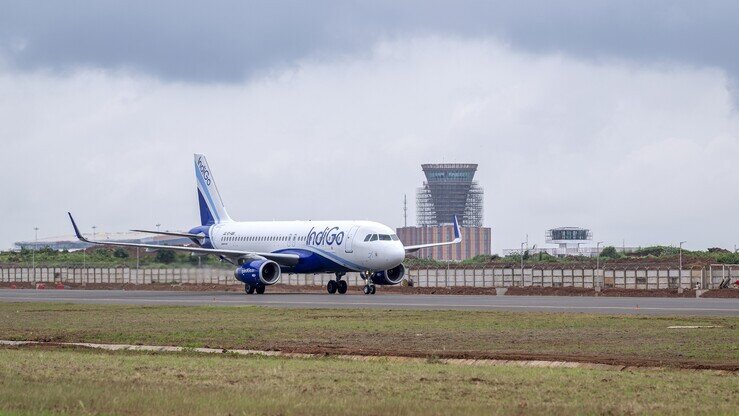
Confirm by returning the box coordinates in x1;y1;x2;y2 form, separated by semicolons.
67;154;462;295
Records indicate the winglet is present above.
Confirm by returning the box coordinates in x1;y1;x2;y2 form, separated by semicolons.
452;215;462;241
67;212;90;242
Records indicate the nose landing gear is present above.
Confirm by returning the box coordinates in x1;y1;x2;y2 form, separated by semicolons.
326;272;348;294
361;270;376;295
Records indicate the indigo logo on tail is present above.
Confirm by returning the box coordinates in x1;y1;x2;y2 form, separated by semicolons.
307;227;344;246
197;157;212;185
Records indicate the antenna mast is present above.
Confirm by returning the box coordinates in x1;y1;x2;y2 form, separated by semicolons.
403;194;408;227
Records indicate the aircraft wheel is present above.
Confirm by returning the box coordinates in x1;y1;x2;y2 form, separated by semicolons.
245;284;255;294
256;285;265;294
327;280;338;294
370;285;376;295
337;280;348;294
363;285;372;295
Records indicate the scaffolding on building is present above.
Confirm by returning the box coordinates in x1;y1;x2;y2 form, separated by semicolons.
416;163;484;227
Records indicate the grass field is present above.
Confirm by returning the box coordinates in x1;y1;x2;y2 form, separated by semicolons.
0;303;737;369
0;347;737;416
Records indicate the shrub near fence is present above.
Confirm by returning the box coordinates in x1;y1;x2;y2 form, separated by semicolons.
1;265;737;289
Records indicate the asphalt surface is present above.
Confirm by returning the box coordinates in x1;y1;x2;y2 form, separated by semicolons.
0;289;738;316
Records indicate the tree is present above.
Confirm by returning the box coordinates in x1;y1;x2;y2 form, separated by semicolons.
707;247;730;254
113;248;129;259
155;249;176;264
600;246;620;259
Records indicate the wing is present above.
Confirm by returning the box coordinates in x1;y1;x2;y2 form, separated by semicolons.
131;229;203;239
404;215;463;253
68;213;299;266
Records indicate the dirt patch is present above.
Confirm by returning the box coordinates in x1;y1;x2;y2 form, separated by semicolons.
0;281;245;292
502;286;697;298
381;285;497;295
1;281;719;297
504;286;595;296
700;290;739;298
281;346;739;372
6;341;736;372
601;288;697;298
0;281;498;295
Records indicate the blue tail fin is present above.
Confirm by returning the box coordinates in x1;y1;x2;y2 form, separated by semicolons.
194;154;233;225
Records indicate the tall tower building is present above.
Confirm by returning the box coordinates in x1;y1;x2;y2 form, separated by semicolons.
398;163;491;261
416;164;483;227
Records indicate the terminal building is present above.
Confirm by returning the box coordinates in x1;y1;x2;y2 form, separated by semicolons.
502;227;639;258
13;231;188;251
397;163;492;260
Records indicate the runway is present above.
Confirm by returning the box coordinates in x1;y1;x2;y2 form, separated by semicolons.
1;289;737;316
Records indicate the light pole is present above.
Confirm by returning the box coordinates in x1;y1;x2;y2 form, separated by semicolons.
520;242;525;287
92;225;97;240
156;223;161;233
596;241;603;287
33;227;38;280
82;228;86;270
678;241;686;292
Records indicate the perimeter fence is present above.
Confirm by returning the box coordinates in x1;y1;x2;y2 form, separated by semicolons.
1;265;737;290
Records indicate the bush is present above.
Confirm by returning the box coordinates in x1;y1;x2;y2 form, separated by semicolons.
113;248;129;259
536;252;558;262
93;248;112;258
39;246;56;256
155;249;176;264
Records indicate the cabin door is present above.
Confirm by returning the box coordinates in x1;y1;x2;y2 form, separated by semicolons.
344;225;359;253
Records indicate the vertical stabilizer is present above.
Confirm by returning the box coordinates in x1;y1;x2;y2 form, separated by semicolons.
194;154;233;225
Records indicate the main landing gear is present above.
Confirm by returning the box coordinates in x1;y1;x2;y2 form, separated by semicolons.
244;284;266;295
327;272;348;294
362;271;376;295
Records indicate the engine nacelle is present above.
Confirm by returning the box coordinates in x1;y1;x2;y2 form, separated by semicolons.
370;264;405;285
234;259;281;286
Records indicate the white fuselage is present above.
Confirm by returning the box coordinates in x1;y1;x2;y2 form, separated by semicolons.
208;220;405;273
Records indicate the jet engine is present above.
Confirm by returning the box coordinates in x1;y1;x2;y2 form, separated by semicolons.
234;259;281;286
370;264;405;285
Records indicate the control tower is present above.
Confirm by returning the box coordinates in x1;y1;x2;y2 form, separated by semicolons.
545;227;593;257
398;163;490;260
416;163;483;227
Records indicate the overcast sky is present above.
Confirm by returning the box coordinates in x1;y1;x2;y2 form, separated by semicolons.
2;1;738;252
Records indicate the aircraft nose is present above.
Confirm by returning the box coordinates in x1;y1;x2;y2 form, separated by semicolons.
392;242;406;264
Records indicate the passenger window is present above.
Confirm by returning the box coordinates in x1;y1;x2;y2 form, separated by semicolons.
370;234;378;241
364;234;372;242
379;234;391;241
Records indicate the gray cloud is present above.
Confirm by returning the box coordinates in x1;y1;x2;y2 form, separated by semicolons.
2;1;739;86
2;37;737;251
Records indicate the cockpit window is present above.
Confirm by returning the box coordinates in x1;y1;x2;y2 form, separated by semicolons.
379;234;391;241
390;234;399;241
364;234;372;242
369;234;378;241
